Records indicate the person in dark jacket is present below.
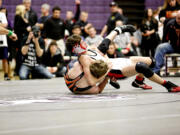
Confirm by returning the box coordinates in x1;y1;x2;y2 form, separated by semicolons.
159;0;180;40
43;6;66;55
14;4;30;75
23;0;38;27
140;8;160;57
153;10;180;74
42;41;66;77
100;1;127;36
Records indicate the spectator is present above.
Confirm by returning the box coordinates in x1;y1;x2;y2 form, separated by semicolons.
75;11;91;38
36;3;50;37
117;6;128;24
14;5;30;41
0;0;2;8
42;41;66;77
100;1;127;36
140;8;160;57
85;26;103;47
14;4;30;75
19;26;54;80
0;7;16;78
43;6;66;55
113;20;137;56
153;10;180;75
0;7;9;80
65;0;81;35
72;25;83;39
160;0;180;40
154;7;164;41
107;42;124;58
23;0;38;27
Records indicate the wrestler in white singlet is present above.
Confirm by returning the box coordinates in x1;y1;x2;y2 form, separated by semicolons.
87;49;132;70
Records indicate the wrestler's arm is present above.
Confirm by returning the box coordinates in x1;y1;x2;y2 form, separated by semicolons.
79;77;109;94
79;55;111;86
105;30;118;41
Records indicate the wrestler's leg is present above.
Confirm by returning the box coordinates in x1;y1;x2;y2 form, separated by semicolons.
130;56;152;66
121;63;164;84
122;62;180;92
130;56;154;89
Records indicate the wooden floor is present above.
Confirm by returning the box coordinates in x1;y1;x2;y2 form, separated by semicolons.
0;77;180;135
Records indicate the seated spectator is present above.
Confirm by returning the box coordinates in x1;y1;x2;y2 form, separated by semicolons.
43;6;66;55
153;11;180;75
159;0;180;35
85;26;103;47
75;11;91;38
72;25;84;40
65;0;80;36
42;41;66;77
36;3;50;37
19;26;54;80
107;42;124;58
113;20;137;56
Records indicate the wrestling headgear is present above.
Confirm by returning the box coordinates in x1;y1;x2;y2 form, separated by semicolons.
72;41;87;54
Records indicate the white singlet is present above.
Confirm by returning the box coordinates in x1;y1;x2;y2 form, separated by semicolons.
109;58;132;70
88;49;132;70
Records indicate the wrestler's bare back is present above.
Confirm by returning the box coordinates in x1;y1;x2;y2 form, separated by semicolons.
67;47;108;88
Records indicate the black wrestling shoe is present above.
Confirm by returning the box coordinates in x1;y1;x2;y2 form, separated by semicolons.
120;25;136;33
110;80;120;89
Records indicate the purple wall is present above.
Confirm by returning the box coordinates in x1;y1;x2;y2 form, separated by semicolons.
2;0;166;30
2;0;112;30
145;0;164;9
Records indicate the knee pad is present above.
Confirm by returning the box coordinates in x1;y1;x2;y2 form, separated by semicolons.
135;62;154;78
149;57;156;68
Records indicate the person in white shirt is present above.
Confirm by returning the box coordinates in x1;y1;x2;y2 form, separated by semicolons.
0;12;9;80
85;26;103;47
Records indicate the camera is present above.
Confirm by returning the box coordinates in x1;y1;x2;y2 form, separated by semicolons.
32;26;40;38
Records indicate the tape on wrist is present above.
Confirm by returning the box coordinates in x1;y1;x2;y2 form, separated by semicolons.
7;30;13;36
117;48;122;52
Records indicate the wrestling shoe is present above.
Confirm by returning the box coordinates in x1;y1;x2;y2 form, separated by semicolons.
132;80;152;90
114;25;136;35
120;25;136;33
110;80;120;89
163;81;180;92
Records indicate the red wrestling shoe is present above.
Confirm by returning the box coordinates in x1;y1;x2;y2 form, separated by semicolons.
170;86;180;92
132;80;152;90
132;76;152;90
163;81;180;92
